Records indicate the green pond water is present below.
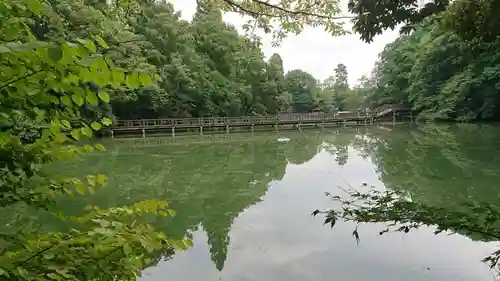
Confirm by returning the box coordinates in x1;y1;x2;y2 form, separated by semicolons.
13;124;500;280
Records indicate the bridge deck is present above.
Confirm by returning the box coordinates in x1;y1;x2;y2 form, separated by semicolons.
113;112;377;131
111;105;412;137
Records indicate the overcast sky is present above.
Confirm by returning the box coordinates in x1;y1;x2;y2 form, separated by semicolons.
169;0;399;86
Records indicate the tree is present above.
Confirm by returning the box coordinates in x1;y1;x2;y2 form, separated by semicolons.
334;63;349;89
0;1;189;279
188;0;500;47
317;66;361;112
207;0;498;45
331;64;351;111
315;82;335;113
347;0;450;42
351;75;374;109
318;76;337;111
263;53;286;113
365;20;500;121
203;0;347;44
343;88;365;112
284;69;318;113
441;0;500;44
101;1;294;119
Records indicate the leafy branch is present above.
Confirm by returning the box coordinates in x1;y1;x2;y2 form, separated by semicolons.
249;0;341;19
313;184;500;271
221;0;355;20
0;69;44;90
19;233;88;265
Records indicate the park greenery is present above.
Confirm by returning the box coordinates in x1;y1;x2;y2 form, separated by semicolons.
0;0;367;279
359;2;500;121
2;0;500;279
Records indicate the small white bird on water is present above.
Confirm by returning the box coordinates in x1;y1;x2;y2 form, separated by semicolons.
277;137;290;142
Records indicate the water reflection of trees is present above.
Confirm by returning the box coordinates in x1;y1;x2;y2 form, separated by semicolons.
371;124;500;215
320;124;500;272
49;130;378;271
97;125;500;272
49;138;289;271
8;124;497;273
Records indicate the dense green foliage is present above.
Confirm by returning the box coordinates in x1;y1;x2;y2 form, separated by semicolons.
364;20;500;120
33;0;365;120
281;64;368;114
356;0;500;121
347;0;450;42
347;0;500;44
100;2;367;119
110;3;295;118
0;0;189;279
316;64;367;112
283;70;317;113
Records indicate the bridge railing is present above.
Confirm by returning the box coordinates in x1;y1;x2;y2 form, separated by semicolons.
372;104;409;117
114;111;380;129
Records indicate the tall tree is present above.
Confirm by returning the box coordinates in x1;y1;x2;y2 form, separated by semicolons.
284;69;318;113
262;53;286;114
330;64;350;111
334;63;349;89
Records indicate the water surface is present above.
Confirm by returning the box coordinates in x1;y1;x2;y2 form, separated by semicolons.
49;125;500;280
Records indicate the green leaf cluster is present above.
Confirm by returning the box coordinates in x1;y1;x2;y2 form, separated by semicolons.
361;20;500;121
0;0;190;279
109;3;296;118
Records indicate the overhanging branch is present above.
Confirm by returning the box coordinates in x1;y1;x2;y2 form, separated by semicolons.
221;0;276;18
221;0;356;20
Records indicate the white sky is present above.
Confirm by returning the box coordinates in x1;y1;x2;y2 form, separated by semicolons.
169;0;399;86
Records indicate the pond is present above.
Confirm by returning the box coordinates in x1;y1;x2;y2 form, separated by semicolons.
26;124;500;280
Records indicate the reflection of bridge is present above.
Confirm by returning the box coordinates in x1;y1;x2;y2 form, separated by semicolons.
112;104;412;137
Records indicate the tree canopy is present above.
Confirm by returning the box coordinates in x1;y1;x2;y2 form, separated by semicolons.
361;19;500;121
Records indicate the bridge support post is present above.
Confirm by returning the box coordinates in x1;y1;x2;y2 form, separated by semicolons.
392;111;396;125
226;124;229;134
110;130;114;139
171;127;175;137
251;124;254;133
200;126;203;135
275;123;278;132
297;123;301;131
142;128;146;138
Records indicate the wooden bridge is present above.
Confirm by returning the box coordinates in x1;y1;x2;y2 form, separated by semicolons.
111;104;411;137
